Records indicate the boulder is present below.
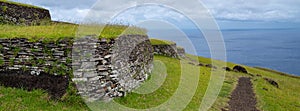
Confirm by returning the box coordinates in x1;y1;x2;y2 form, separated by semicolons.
233;65;248;73
256;74;262;77
205;64;217;69
222;67;232;71
264;78;279;88
197;63;205;66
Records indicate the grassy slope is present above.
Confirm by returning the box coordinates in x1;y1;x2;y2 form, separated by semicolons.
194;55;300;111
0;24;147;41
0;0;46;10
1;2;297;109
2;1;298;110
113;55;300;111
249;68;300;110
1;55;299;110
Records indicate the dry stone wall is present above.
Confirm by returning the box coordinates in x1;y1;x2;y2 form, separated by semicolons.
0;38;72;99
0;1;51;25
177;47;185;58
112;35;153;92
152;43;185;58
0;35;187;101
152;44;178;58
0;35;153;101
0;38;73;75
72;35;153;101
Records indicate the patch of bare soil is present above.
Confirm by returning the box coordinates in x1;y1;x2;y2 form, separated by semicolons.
227;77;260;111
0;70;69;99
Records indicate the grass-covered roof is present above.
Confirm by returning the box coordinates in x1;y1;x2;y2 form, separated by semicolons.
150;39;176;45
0;0;46;10
0;23;147;41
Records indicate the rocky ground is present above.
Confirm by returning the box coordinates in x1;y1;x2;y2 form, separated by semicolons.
227;77;260;111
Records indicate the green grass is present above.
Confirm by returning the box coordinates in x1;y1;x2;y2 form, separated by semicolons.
253;67;300;79
248;67;300;110
0;54;299;110
0;84;89;111
0;0;46;10
113;56;182;108
110;55;300;111
150;39;175;45
0;23;147;41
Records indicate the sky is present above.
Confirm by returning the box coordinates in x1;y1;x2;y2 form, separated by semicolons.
11;0;300;29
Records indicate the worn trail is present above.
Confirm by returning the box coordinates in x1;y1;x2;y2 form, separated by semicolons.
227;77;260;111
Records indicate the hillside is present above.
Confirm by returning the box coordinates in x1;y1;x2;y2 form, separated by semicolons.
1;1;300;111
0;53;299;110
0;21;299;111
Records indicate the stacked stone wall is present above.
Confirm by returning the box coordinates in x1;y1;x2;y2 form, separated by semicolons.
152;43;185;58
0;1;51;25
0;35;154;101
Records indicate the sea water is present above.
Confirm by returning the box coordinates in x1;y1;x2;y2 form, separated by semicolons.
148;28;300;76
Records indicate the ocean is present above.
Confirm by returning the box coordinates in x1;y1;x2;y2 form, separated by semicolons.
148;28;300;76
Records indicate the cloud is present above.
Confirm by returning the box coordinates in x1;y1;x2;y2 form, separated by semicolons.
202;0;300;22
10;0;300;24
9;0;210;24
13;0;96;9
106;5;201;30
50;8;90;22
12;0;96;22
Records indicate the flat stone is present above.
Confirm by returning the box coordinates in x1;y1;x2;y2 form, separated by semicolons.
89;76;101;81
102;60;108;65
97;66;107;71
53;51;64;56
78;68;97;72
72;78;88;82
99;72;109;76
100;38;107;42
91;57;102;61
18;52;28;55
13;65;23;68
81;62;97;69
74;72;83;78
72;62;81;66
59;44;67;47
8;67;19;70
109;74;118;78
111;70;118;74
104;55;112;59
83;71;98;78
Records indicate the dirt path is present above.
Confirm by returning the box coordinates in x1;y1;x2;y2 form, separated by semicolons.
227;77;260;111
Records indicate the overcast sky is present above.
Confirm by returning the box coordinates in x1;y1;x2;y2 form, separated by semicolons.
11;0;300;29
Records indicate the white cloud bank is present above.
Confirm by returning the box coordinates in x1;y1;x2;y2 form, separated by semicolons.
202;0;300;22
11;0;300;26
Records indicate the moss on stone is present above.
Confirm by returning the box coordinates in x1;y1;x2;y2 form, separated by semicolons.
1;5;7;12
177;46;184;49
150;39;175;45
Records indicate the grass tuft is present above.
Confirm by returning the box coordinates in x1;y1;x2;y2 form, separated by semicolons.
150;39;175;45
